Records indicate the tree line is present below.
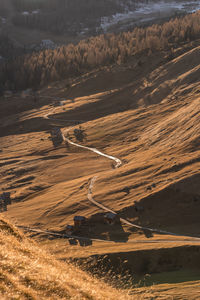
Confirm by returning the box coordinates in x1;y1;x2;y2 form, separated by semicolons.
1;11;200;92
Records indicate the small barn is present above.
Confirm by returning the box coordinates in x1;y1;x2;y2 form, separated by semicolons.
104;212;119;225
73;216;86;228
68;238;78;245
65;225;74;235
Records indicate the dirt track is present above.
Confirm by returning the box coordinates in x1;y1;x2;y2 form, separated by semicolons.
44;106;200;243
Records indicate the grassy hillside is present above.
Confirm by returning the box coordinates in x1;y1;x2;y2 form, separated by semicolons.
0;17;200;299
2;43;199;235
0;216;132;299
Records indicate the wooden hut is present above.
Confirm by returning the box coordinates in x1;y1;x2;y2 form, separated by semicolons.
73;216;86;228
104;212;119;225
65;225;74;235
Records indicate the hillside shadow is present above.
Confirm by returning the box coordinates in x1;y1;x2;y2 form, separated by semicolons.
0;91;132;137
106;222;130;243
88;214;130;243
51;92;133;124
120;173;200;237
0;116;51;137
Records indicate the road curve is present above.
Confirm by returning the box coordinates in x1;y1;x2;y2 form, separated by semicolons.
87;177;200;241
63;135;122;168
44;106;200;243
44;109;122;168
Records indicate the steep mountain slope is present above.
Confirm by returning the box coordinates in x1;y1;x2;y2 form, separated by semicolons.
0;216;131;299
3;44;199;233
0;41;200;297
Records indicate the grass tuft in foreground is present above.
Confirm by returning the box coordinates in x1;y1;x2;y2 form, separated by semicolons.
0;216;132;299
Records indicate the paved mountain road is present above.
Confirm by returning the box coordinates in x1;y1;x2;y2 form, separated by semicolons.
44;106;200;243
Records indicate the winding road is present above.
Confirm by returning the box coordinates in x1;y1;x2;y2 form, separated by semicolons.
43;106;200;243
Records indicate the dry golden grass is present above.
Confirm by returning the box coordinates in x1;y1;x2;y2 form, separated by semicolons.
1;43;200;237
0;216;133;300
1;41;200;299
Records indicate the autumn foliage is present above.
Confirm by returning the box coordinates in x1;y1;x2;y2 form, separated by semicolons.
1;11;200;91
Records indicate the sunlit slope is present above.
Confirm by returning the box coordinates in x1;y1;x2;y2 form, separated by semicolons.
47;44;200;122
3;43;200;236
83;47;200;235
0;216;131;299
95;48;200;234
90;95;200;235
